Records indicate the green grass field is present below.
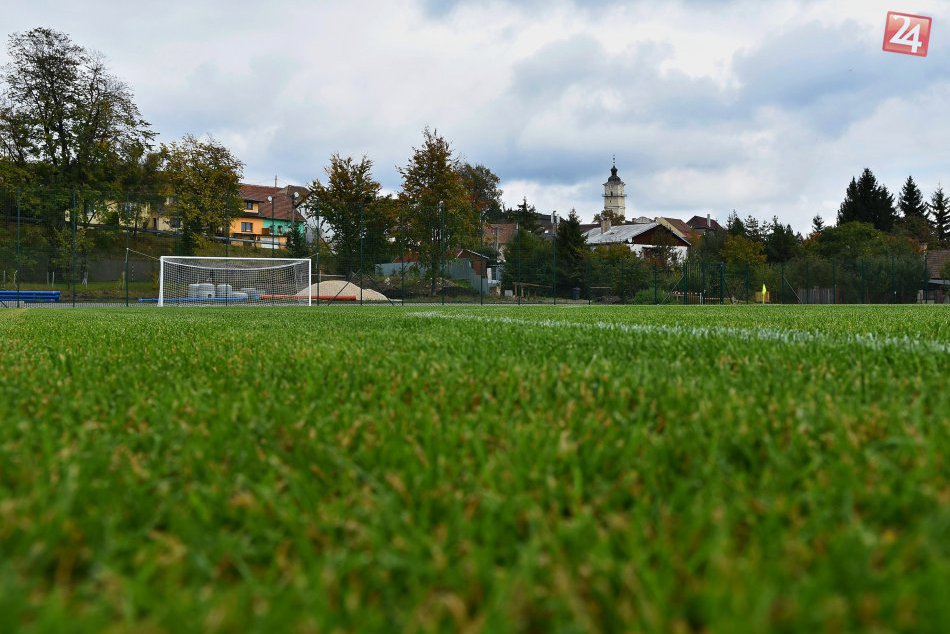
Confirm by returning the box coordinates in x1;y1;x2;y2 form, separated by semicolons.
1;305;948;633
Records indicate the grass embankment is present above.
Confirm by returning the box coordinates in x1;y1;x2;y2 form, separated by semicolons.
0;305;947;632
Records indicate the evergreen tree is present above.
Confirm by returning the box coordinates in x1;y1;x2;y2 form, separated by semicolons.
930;186;950;245
555;209;586;292
744;215;764;242
811;214;825;234
284;221;308;258
837;168;897;231
764;216;800;263
512;197;543;234
726;210;745;236
898;175;928;219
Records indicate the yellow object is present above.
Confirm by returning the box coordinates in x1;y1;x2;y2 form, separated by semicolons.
761;284;767;304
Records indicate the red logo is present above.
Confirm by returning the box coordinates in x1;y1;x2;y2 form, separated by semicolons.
883;11;932;57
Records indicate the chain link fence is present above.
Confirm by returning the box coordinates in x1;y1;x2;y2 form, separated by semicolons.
1;188;943;307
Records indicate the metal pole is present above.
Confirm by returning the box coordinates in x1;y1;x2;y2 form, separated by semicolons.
891;255;897;304
314;202;321;306
653;263;658;305
71;190;77;307
780;262;785;305
360;203;364;306
832;259;837;304
719;262;724;305
15;188;21;308
552;215;557;305
440;201;445;306
270;196;275;257
125;195;130;307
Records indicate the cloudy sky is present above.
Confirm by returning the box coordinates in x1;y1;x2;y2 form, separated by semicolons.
3;0;947;230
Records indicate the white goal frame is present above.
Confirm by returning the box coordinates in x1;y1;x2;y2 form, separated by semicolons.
158;256;312;307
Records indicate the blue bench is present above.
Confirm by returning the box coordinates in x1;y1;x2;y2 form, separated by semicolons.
0;290;62;305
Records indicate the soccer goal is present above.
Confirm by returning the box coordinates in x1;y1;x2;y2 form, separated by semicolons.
158;257;312;306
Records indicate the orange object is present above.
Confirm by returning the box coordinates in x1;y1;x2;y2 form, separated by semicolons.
260;294;358;301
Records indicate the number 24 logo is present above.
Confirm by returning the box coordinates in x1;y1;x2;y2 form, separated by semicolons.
883;12;932;57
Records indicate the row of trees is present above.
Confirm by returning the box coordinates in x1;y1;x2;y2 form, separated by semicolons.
693;168;948;272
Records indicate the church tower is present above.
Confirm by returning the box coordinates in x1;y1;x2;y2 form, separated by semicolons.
603;157;626;222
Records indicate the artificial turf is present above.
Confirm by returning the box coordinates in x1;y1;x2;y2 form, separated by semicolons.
0;305;947;632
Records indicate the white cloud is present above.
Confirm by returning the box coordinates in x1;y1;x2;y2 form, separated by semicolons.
2;0;949;232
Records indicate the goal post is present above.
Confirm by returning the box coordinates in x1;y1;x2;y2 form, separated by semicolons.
157;256;312;307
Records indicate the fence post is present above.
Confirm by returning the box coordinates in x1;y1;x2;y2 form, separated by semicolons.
779;262;785;305
315;202;321;305
653;264;658;305
804;259;809;305
71;190;77;307
15;188;21;308
745;264;750;304
891;255;897;304
124;194;130;307
719;262;725;305
440;201;445;306
832;259;837;304
360;202;365;306
861;258;866;304
587;256;591;305
552;219;557;306
683;260;688;305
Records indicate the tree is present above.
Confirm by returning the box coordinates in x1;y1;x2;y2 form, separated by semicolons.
897;176;927;219
306;154;382;277
592;207;625;227
160;135;244;255
555;209;587;292
929;186;949;245
744;215;764;242
764;216;800;263
399;128;470;294
811;222;916;259
284;221;308;258
837;168;896;231
457;162;503;228
721;234;766;268
811;214;826;235
512;197;543;235
0;28;156;226
726;210;746;236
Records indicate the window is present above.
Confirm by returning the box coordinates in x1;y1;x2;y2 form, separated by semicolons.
245;200;254;210
278;225;284;235
241;222;253;233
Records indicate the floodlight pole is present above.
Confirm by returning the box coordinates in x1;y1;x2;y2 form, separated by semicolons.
268;195;275;257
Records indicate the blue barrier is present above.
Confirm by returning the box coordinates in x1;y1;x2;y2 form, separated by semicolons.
0;290;62;304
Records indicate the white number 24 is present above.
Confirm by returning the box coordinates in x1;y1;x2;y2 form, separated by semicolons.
890;15;923;53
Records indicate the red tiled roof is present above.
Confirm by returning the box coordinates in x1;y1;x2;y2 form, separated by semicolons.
687;215;724;231
660;217;693;237
239;184;308;222
927;249;950;279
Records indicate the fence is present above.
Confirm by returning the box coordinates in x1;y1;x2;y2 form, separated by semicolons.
0;188;943;307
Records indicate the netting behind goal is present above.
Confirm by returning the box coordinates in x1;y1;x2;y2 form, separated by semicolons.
158;257;312;306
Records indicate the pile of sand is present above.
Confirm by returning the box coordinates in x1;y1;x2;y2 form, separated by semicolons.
296;280;390;302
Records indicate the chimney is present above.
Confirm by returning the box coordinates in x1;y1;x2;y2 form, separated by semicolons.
601;218;611;234
706;213;711;229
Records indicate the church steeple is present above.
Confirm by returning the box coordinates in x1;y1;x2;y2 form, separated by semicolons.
603;158;626;222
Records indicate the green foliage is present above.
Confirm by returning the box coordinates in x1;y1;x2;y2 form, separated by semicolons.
0;28;157;217
511;197;543;234
810;222;916;259
284;222;308;258
399;128;473;293
160;135;244;256
555;209;586;292
898;175;928;220
721;233;766;268
837;168;897;231
306;154;386;276
592;207;625;226
0;306;946;631
457;163;503;224
929;186;949;245
811;214;825;235
764;216;800;263
501;227;552;290
726;210;745;236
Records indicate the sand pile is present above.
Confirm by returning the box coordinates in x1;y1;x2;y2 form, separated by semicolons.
297;280;390;302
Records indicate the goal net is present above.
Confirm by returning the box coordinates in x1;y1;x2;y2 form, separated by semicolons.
158;257;312;306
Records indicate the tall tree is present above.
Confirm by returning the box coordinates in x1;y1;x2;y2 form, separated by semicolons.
764;216;800;263
726;210;746;237
399;128;470;294
306;154;382;277
555;208;586;292
284;221;308;258
837;168;896;231
898;176;927;219
0;28;155;199
744;215;764;243
512;197;543;235
160;135;243;255
811;214;826;234
929;186;949;245
457;162;503;228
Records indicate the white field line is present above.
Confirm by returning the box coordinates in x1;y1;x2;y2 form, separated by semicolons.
407;311;950;356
